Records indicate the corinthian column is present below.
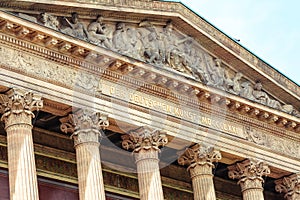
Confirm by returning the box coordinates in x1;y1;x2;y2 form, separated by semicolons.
60;109;109;200
275;173;300;200
178;144;221;200
121;126;168;200
0;88;43;200
228;159;270;200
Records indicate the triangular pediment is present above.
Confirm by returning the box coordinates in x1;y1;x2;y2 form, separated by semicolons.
0;0;299;118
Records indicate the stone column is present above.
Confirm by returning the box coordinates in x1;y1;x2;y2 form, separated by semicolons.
121;126;168;200
178;144;221;200
228;159;270;200
275;173;300;200
60;109;109;200
0;88;43;200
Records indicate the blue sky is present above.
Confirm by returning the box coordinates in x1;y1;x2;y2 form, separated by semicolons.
176;0;300;85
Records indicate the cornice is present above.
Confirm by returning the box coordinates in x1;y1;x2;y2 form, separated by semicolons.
1;0;299;104
0;11;300;137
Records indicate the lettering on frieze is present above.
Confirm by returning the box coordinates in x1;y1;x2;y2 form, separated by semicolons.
103;81;244;137
104;82;300;158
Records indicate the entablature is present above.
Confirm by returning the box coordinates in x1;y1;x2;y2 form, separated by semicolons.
1;0;300;108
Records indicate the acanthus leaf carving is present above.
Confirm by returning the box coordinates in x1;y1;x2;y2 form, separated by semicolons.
59;108;109;145
121;126;168;153
0;88;43;123
178;144;221;170
228;159;270;191
275;173;300;200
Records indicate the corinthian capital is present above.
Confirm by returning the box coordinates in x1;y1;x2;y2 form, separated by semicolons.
228;159;270;191
0;88;43;123
121;126;168;153
60;109;109;145
178;144;221;170
275;173;300;200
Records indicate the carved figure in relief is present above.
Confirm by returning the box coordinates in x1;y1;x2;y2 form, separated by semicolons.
184;47;208;81
112;22;131;53
240;81;255;100
160;21;190;65
138;20;163;64
252;81;281;109
206;58;227;89
87;15;112;48
144;31;162;64
61;12;89;40
169;50;188;72
126;28;144;60
244;126;266;145
40;13;59;30
225;72;243;95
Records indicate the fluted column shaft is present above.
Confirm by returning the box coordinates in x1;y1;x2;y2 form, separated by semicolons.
228;159;270;200
6;114;39;200
178;144;221;200
75;136;105;200
121;126;168;200
135;149;164;200
0;89;43;200
60;109;109;200
242;187;264;200
190;164;216;200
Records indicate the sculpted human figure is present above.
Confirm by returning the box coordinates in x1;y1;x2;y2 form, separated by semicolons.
61;12;89;40
252;82;268;104
226;72;243;95
144;31;162;64
184;47;210;82
40;13;59;30
160;21;190;65
252;81;282;109
87;15;112;48
206;58;226;89
240;81;255;100
126;28;144;60
112;22;130;53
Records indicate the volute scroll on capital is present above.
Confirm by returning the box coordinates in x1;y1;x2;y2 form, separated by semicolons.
275;173;300;200
228;158;270;190
178;144;222;170
0;88;43;125
121;126;168;153
60;109;109;145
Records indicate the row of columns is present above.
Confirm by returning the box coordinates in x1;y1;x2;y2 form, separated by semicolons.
0;88;299;200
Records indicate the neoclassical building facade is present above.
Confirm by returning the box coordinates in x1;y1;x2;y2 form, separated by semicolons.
0;0;299;199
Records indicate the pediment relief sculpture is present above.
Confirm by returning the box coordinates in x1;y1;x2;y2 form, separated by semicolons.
14;12;300;117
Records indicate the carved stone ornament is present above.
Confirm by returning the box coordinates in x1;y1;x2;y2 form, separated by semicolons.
178;144;221;170
0;88;43;126
275;173;300;200
60;109;109;145
228;159;270;191
13;11;299;116
0;46;103;96
243;126;266;145
121;126;168;153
